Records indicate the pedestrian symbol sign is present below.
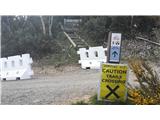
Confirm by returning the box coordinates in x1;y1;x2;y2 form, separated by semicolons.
108;33;122;63
98;63;128;102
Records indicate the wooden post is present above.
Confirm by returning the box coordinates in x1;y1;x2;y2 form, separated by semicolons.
63;32;77;48
107;31;112;63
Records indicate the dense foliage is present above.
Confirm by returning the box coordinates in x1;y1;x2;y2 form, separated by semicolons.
1;16;160;60
1;16;63;58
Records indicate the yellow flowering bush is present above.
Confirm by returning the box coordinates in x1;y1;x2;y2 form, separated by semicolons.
128;59;160;105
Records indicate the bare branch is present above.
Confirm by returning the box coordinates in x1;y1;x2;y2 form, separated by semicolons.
136;36;160;47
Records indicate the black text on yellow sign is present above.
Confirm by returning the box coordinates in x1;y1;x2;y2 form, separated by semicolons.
98;63;128;102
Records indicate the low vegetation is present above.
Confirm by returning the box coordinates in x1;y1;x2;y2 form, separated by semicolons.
73;60;160;105
128;59;160;105
72;94;128;105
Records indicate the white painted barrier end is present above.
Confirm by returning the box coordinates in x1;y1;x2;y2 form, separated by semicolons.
0;53;34;81
77;46;107;69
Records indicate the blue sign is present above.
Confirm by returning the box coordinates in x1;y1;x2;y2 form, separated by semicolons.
109;46;121;62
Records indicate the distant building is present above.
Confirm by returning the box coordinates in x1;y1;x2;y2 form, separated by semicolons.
64;18;82;32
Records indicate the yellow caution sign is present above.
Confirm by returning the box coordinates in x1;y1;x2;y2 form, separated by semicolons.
98;63;128;102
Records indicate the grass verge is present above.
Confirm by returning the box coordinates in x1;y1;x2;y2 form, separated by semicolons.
72;94;130;105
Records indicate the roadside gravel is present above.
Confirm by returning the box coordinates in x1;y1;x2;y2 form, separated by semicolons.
1;68;101;105
1;62;159;105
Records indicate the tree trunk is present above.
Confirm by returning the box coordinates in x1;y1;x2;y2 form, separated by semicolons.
40;16;46;35
49;16;53;37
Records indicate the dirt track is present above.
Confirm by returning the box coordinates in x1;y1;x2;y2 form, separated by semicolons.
1;63;160;105
1;67;101;105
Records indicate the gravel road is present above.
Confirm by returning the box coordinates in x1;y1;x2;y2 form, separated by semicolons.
1;68;101;105
1;63;160;105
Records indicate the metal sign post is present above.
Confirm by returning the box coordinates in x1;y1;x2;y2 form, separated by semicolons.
107;32;122;63
98;32;128;103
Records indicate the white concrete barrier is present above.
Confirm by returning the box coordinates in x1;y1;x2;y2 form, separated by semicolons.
77;46;107;69
0;54;34;80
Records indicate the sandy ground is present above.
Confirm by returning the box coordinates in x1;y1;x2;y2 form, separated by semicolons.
1;63;160;105
1;66;101;105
